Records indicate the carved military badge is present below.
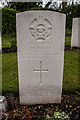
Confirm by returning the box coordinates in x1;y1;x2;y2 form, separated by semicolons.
29;16;52;41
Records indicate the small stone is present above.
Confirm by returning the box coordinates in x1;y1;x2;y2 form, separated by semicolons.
0;96;7;112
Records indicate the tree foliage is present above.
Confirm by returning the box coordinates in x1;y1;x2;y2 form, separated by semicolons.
2;3;80;34
61;4;80;29
5;2;42;11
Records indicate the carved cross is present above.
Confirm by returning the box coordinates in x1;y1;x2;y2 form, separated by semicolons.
33;61;48;85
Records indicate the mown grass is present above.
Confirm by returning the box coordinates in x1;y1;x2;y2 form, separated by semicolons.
2;33;16;49
65;36;71;47
63;51;80;93
2;51;80;95
2;53;19;95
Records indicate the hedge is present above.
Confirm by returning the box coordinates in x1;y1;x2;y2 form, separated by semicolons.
2;7;58;34
2;5;80;34
2;8;19;34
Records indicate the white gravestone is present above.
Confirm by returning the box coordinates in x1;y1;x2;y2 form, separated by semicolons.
16;11;66;105
71;18;80;47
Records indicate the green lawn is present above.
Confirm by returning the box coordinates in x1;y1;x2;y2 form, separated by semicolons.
65;36;71;47
2;34;16;49
2;51;80;95
63;51;80;93
2;53;19;95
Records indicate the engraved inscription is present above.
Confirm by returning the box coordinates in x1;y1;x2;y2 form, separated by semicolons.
29;16;52;41
22;86;61;96
24;43;53;58
20;43;53;58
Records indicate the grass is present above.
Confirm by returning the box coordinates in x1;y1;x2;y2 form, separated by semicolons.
65;36;71;47
2;51;80;95
63;51;80;93
2;53;19;95
2;33;16;49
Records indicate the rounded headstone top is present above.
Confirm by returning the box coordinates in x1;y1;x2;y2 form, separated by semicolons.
16;10;66;18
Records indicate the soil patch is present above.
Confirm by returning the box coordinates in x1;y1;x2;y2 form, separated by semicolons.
65;46;80;51
2;48;17;54
5;94;80;120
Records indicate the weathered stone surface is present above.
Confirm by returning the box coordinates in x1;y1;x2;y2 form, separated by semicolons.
16;11;66;104
71;18;80;47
